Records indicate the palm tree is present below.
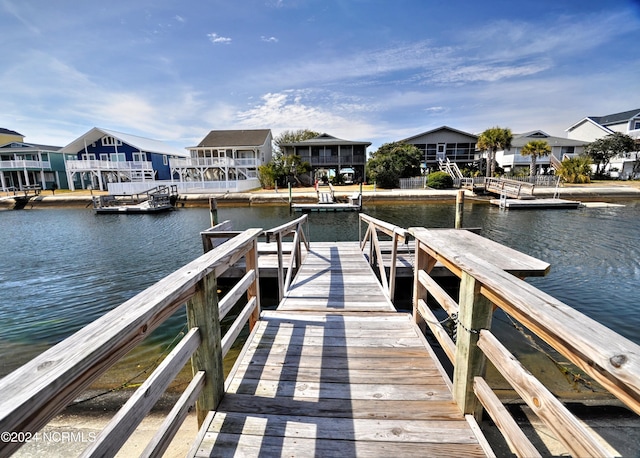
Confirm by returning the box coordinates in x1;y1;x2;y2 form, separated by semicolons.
477;127;513;177
556;156;592;184
520;140;551;178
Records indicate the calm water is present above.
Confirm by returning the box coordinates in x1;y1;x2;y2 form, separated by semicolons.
1;200;639;385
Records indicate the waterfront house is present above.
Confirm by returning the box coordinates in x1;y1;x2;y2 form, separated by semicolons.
173;129;272;193
566;108;640;179
0;129;69;191
495;130;589;175
279;133;371;185
400;126;479;173
61;127;188;193
566;108;640;143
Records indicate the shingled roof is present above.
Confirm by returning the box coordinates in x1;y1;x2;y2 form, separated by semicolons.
197;129;271;148
588;108;640;126
0;128;24;137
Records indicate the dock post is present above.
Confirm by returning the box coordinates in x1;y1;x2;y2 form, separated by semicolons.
186;272;224;426
455;190;464;229
209;198;217;227
288;182;292;206
452;272;493;418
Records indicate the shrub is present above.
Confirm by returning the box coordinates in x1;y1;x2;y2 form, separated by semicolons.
426;171;453;189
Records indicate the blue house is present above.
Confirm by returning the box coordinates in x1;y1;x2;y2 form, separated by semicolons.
60;127;188;192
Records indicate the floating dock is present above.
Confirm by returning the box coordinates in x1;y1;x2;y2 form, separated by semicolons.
291;191;362;212
93;185;178;214
490;197;582;209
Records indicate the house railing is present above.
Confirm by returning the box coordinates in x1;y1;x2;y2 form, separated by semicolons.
358;213;410;301
170;158;258;168
299;154;366;165
0;160;51;170
409;226;640;457
500;175;558;187
0;227;262;457
264;214;310;301
66;160;153;171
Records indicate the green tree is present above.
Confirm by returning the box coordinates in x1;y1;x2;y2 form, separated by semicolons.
520;140;552;178
257;164;277;188
366;142;422;188
274;129;320;154
477;127;513;178
258;129;319;188
584;132;636;177
556;156;592;184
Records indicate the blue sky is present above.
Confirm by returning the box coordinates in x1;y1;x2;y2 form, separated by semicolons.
2;0;639;151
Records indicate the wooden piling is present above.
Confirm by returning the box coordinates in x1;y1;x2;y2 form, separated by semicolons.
455;189;464;229
186;273;224;427
209;198;217;227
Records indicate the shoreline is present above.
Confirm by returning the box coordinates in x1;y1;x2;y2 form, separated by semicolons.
2;182;640;209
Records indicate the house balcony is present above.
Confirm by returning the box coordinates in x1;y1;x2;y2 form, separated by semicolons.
0;160;51;170
425;152;475;164
65;160;153;172
170;157;258;168
301;154;366;166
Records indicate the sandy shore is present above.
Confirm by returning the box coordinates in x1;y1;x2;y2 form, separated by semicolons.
13;391;198;458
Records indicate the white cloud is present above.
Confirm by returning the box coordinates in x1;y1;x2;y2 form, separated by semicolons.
235;91;376;140
261;36;278;43
208;33;232;44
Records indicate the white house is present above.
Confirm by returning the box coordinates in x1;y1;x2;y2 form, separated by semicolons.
566;108;640;142
496;131;588;175
566;108;640;179
172;129;272;193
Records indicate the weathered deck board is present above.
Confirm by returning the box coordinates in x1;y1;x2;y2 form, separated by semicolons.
191;243;488;457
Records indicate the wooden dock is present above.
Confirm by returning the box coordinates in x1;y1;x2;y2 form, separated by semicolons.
490;197;581;209
2;213;639;458
190;242;490;457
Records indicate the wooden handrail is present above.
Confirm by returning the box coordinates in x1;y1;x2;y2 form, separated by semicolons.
264;214;310;301
358;213;410;300
409;227;639;457
0;227;263;457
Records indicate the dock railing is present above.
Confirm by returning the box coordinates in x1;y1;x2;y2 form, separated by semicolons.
0;227;263;457
358;213;410;301
93;184;178;209
485;177;535;199
409;227;640;457
264;214;310;301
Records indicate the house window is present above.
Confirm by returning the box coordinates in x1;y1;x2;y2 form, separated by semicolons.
163;155;168;166
634;121;640;130
100;154;109;161
110;153;125;162
81;154;96;160
133;152;146;162
101;136;122;146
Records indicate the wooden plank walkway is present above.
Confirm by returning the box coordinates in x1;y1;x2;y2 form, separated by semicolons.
191;242;489;457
